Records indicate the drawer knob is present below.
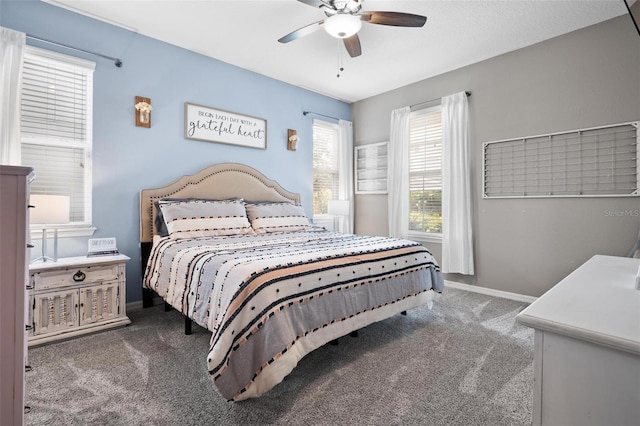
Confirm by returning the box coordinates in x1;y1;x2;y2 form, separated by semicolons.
73;270;86;282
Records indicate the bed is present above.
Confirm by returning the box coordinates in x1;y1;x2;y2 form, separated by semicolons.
140;163;444;401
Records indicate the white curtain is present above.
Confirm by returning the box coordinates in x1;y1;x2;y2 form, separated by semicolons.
338;119;354;233
441;92;474;274
388;106;411;239
0;27;25;165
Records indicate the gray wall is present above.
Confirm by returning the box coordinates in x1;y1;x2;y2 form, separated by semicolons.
351;15;640;297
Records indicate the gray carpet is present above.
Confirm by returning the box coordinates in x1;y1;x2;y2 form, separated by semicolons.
25;288;534;426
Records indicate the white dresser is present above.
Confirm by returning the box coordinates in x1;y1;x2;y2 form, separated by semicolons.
28;254;131;346
0;165;33;426
516;255;640;426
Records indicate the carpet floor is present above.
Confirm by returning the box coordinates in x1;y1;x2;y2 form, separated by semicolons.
25;288;534;426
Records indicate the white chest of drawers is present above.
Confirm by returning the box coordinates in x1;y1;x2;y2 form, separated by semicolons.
0;165;33;426
28;254;131;346
516;255;640;426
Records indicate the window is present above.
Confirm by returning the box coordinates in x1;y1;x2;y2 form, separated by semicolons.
21;46;95;230
408;105;442;235
313;119;340;215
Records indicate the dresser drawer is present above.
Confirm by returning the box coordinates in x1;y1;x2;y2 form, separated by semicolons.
31;264;119;290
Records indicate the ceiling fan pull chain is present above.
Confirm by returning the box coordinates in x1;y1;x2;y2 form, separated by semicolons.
337;40;344;78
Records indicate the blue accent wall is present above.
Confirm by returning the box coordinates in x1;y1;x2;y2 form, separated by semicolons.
2;0;351;302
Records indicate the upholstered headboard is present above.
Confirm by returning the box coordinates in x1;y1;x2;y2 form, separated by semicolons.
139;162;301;244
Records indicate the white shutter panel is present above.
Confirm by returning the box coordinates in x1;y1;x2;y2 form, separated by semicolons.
484;122;639;197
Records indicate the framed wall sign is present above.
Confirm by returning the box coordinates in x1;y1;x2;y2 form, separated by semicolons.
184;102;267;149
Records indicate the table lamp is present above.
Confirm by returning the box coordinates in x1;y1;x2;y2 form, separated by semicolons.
30;194;70;263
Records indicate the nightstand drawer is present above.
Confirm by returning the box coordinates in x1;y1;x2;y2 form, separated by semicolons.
31;264;119;290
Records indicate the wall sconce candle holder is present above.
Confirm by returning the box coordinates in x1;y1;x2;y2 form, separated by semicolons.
135;96;152;128
287;129;298;151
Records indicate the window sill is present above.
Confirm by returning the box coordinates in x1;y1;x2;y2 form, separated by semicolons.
407;232;442;245
30;226;97;240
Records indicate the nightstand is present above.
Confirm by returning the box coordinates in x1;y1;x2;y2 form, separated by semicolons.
28;254;131;346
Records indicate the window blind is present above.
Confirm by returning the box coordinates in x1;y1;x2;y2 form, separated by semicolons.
20;46;94;224
409;106;442;233
483;122;639;198
21;144;87;222
21;59;88;142
313;119;340;215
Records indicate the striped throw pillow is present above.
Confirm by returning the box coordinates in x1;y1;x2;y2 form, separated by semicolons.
245;202;311;233
158;199;254;239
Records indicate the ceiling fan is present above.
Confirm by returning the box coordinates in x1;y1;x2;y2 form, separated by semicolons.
278;0;427;58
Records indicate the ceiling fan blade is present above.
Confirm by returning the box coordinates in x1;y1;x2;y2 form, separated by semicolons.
361;11;427;27
278;20;324;43
343;34;362;58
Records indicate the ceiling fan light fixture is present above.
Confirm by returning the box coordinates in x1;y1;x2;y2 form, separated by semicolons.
324;13;362;38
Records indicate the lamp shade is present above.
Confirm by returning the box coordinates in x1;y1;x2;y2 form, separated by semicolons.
30;194;70;225
324;13;362;38
327;200;350;216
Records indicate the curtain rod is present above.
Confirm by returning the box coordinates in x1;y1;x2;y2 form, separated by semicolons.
302;111;339;121
410;91;471;111
26;34;123;68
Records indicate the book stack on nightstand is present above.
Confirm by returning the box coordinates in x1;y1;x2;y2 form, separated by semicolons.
28;254;130;346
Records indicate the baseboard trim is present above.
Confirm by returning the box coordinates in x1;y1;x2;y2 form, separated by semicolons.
127;295;164;313
126;300;144;313
444;280;537;304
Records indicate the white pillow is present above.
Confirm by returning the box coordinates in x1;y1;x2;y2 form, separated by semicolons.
158;199;254;239
245;202;311;233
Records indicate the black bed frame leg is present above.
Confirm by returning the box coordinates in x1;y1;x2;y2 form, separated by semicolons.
401;311;407;316
185;317;192;335
142;288;153;308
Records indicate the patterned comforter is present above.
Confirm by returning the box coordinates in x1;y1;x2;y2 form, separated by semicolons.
144;229;444;400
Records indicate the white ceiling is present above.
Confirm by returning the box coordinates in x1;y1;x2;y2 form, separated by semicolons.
45;0;631;103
